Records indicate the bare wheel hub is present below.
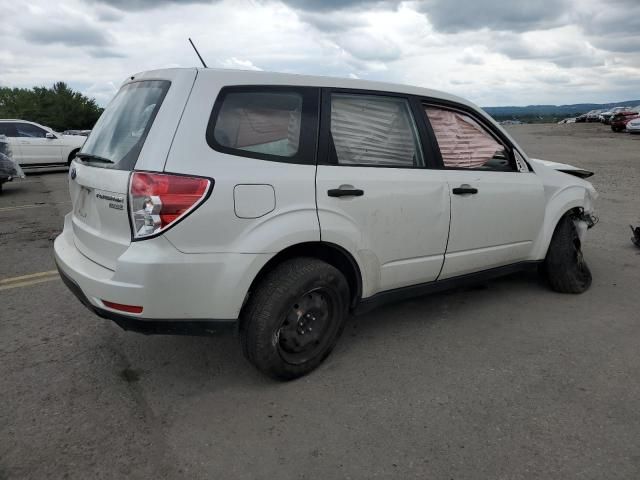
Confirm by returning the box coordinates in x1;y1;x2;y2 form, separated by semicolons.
277;288;333;360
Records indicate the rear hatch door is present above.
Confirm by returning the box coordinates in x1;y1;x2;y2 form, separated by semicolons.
69;69;197;270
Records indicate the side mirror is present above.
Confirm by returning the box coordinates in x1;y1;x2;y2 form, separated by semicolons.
45;132;56;139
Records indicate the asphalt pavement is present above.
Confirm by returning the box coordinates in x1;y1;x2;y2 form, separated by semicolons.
1;123;639;479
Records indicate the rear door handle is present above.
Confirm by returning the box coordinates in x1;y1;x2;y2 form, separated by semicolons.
452;186;478;195
327;188;364;197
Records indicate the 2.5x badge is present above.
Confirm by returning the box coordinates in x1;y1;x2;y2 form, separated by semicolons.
96;192;124;210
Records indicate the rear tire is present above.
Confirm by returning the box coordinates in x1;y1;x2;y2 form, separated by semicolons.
543;215;592;293
240;257;350;380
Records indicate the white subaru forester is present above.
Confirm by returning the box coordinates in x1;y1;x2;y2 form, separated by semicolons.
54;68;597;380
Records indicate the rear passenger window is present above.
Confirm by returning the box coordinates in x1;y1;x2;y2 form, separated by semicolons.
16;123;47;138
0;123;17;137
330;94;423;167
213;91;302;157
425;106;514;171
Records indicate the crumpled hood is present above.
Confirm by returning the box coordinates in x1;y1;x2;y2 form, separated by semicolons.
530;158;598;212
530;158;593;178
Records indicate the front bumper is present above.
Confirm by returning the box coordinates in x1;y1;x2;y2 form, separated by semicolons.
54;213;272;333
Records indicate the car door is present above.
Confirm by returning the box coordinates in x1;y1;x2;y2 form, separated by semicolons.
315;90;450;297
422;104;546;279
0;122;22;162
15;123;63;165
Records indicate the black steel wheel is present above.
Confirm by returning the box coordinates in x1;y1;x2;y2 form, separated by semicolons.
240;257;350;380
276;287;339;365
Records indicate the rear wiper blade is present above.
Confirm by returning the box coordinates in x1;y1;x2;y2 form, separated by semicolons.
76;152;114;164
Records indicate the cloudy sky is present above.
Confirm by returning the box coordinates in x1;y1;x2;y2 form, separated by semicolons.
1;0;639;107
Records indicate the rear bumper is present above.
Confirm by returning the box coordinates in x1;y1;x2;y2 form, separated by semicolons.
54;213;272;329
55;265;235;335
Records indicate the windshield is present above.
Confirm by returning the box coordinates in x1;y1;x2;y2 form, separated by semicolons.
80;80;170;170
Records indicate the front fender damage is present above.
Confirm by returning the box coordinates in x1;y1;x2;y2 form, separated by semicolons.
569;186;598;243
531;158;599;259
571;208;598;243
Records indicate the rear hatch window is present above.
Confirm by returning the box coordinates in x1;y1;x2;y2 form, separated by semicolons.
78;80;169;170
69;79;171;270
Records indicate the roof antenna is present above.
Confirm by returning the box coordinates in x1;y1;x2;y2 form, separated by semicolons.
188;37;208;68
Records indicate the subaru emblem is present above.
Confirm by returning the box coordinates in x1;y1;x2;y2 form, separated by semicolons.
70;167;77;180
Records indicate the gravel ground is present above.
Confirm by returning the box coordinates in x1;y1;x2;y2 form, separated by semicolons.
1;123;639;479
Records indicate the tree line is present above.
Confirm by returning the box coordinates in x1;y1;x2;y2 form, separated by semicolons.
0;82;103;132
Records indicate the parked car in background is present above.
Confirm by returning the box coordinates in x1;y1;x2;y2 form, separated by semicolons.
611;110;640;132
0;120;86;169
600;107;631;124
575;113;588;122
54;68;599;380
0;134;24;192
586;109;605;122
626;117;640;134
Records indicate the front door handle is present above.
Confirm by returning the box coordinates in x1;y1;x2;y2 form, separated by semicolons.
327;188;364;197
452;186;478;195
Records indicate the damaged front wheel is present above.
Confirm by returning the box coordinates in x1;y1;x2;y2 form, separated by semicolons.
542;214;592;294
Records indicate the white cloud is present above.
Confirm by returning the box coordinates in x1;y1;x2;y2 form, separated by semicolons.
218;57;263;71
336;31;401;62
83;81;119;105
0;0;638;107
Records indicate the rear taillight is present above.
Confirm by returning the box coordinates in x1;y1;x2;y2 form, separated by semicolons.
129;172;212;240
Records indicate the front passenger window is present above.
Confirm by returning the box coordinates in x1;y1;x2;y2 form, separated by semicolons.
425;106;513;171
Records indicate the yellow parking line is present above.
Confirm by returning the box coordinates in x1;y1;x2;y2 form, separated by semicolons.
0;204;45;212
0;201;70;212
0;276;60;291
0;270;60;290
0;270;59;284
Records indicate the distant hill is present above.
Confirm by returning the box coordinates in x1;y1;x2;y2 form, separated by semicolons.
483;100;640;123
